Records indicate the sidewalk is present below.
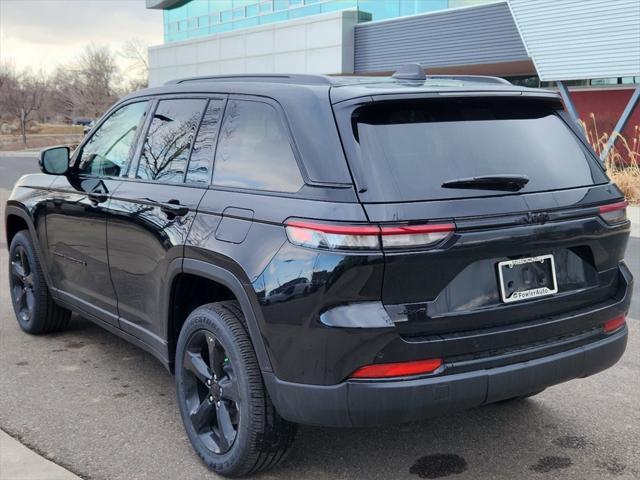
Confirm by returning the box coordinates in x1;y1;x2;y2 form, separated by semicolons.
0;430;81;480
628;204;640;238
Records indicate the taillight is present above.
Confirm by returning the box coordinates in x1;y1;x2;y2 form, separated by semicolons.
599;201;628;225
350;358;443;379
284;220;454;250
603;315;626;333
380;223;454;249
285;221;380;250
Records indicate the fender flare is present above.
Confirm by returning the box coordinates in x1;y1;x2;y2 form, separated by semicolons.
165;258;273;374
5;204;53;288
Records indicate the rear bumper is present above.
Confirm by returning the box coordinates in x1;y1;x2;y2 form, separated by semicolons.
265;326;628;427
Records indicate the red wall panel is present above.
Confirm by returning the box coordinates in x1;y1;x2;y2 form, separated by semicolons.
569;87;639;161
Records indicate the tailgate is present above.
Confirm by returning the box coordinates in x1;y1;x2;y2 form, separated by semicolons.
364;187;630;337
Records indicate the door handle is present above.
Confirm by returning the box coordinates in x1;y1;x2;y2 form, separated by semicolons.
161;199;189;218
88;192;108;204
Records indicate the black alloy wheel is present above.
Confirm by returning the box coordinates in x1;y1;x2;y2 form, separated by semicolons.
8;230;70;334
175;302;296;477
10;245;36;325
183;329;240;454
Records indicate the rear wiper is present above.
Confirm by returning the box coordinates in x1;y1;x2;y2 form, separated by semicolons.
441;174;529;192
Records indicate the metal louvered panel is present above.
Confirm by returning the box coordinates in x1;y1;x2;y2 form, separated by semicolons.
354;1;529;73
508;0;640;81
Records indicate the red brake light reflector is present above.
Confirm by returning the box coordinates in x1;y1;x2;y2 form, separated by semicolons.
599;201;628;225
285;221;380;236
603;315;626;333
380;223;454;249
599;201;628;214
380;224;455;235
350;358;443;379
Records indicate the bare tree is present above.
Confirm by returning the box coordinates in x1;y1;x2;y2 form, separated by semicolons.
121;38;149;74
52;44;120;120
0;63;9;91
0;66;48;145
120;38;149;91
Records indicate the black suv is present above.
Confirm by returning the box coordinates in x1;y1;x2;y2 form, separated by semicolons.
5;67;632;477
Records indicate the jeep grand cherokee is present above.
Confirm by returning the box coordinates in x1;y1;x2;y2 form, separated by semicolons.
5;66;632;477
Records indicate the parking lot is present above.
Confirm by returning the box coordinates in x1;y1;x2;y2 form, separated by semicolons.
0;152;638;480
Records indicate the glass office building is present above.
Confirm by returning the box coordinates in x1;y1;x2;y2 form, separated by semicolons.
162;0;492;43
147;0;638;163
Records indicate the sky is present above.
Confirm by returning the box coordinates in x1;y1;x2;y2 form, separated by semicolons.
0;0;163;75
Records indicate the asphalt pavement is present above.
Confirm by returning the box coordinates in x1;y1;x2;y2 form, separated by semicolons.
1;152;639;480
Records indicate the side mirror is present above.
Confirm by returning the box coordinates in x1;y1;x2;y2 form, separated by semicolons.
39;146;70;175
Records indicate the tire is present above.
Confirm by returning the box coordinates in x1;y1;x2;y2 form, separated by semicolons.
175;301;297;477
8;230;71;334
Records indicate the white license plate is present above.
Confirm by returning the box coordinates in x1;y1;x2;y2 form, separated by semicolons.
498;254;558;303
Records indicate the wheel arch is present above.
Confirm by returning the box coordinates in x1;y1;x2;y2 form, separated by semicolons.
5;205;52;288
165;258;273;375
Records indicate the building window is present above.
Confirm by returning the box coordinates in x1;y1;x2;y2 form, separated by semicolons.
506;76;540;88
591;78;618;86
621;76;640;85
259;1;273;13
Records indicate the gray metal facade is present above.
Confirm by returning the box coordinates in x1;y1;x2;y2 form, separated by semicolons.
508;0;640;81
354;1;529;73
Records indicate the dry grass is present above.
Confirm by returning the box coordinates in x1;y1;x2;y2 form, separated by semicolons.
0;134;83;152
579;114;640;204
32;123;84;135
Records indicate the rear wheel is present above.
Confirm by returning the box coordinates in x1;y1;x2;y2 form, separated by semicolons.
8;230;70;334
175;301;296;477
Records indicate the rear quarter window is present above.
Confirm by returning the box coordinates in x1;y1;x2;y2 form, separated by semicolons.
212;99;304;193
346;97;607;203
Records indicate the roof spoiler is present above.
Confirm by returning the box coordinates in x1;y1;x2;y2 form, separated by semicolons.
392;63;512;85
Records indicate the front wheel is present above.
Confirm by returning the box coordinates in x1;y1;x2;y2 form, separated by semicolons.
175;301;296;477
8;230;70;334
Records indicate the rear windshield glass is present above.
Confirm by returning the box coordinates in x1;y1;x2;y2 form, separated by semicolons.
348;98;607;202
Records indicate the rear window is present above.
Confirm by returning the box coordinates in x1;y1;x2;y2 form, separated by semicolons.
347;97;607;202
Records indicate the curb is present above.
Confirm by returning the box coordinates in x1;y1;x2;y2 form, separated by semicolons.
0;430;82;480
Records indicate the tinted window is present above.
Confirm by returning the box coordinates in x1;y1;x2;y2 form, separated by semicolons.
137;98;206;183
212;99;303;192
77;101;148;177
186;98;225;185
349;98;607;202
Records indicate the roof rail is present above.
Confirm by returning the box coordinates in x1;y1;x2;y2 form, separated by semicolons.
391;63;511;85
165;74;333;86
427;74;512;85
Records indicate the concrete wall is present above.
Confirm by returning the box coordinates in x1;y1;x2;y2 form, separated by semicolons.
148;10;358;86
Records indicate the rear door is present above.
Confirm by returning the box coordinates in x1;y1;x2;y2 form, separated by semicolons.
335;95;627;338
106;95;225;347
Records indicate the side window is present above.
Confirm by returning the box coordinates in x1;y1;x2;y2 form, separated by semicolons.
186;98;225;185
136;98;207;183
212;99;304;193
77;101;148;177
